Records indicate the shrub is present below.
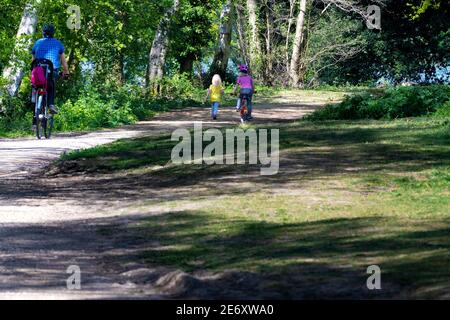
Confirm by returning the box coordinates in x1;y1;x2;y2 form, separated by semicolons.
434;101;450;118
56;82;207;133
306;85;450;121
0;77;33;137
1;75;206;137
55;88;137;132
160;74;203;100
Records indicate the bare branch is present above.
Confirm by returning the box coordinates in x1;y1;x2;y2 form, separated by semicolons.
318;0;387;21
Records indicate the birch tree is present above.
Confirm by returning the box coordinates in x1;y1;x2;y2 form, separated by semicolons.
264;0;275;84
246;0;262;73
285;0;296;74
319;0;387;20
289;0;307;87
235;2;250;67
288;0;387;86
146;0;180;91
2;0;40;97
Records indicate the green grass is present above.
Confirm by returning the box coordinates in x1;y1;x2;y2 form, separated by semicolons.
56;116;450;298
60;134;176;172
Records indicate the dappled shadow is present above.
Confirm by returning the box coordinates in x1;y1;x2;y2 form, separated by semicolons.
1;211;448;298
0;100;321;180
143;102;322;125
1;99;448;298
0;121;448;204
101;212;450;299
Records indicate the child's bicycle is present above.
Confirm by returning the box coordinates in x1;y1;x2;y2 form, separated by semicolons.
237;93;251;124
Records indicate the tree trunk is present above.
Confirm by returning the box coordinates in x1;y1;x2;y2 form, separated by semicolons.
118;52;125;85
246;0;262;74
264;0;274;85
210;1;234;78
180;53;195;75
285;0;296;83
235;2;250;67
117;10;127;86
67;48;81;77
289;0;307;87
146;0;180;91
2;0;40;97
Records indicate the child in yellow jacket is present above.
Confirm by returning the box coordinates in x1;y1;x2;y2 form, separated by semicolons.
205;74;225;120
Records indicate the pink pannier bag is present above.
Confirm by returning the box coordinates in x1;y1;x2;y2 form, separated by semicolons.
31;66;47;89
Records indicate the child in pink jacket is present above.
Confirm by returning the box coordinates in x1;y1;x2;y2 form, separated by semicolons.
233;64;255;120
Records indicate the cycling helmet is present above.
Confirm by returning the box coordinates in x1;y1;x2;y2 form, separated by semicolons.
43;24;55;38
239;64;249;73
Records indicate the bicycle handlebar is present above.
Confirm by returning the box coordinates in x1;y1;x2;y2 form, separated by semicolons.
58;72;70;80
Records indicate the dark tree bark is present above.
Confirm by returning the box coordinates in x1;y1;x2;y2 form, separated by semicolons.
209;1;234;78
180;53;196;75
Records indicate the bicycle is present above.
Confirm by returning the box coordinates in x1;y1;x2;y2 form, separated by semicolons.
31;59;54;140
236;91;256;124
239;94;250;124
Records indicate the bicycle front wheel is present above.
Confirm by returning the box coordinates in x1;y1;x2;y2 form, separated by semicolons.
45;115;53;139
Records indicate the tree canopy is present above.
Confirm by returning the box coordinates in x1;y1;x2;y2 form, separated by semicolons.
0;0;448;97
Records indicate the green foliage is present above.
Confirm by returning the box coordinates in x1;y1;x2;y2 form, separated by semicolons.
0;110;32;137
434;101;450;118
303;7;367;86
408;0;442;19
0;0;27;71
306;85;450;121
168;0;220;75
55;88;136;131
0;0;218;137
0;79;205;137
2;0;449;138
0;75;33;137
159;73;202;100
323;0;450;84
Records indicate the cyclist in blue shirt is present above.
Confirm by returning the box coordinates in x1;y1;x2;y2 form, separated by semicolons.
32;24;69;114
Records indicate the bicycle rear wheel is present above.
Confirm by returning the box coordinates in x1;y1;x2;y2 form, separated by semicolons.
35;95;45;140
240;99;248;123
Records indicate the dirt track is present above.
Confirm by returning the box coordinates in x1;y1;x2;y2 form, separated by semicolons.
0;95;336;300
